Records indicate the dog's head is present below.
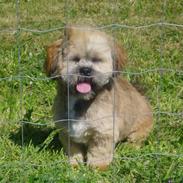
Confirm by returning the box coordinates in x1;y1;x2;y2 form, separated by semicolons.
45;26;126;100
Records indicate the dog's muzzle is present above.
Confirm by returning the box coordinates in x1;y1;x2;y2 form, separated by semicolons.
79;67;92;77
76;67;93;94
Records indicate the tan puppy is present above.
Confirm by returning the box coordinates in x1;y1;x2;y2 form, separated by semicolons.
45;26;153;170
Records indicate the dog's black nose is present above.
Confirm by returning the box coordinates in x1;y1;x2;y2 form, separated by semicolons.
79;67;92;76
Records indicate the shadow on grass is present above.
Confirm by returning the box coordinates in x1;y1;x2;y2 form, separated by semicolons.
9;123;62;152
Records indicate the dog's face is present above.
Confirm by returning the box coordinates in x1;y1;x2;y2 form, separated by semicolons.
45;26;126;100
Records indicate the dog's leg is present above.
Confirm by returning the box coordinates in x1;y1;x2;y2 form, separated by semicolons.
87;135;113;170
59;133;85;166
127;119;153;145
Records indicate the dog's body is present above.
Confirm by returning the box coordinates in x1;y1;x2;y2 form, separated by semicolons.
45;26;153;169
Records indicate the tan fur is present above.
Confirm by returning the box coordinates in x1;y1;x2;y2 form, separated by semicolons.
45;39;62;76
45;26;153;169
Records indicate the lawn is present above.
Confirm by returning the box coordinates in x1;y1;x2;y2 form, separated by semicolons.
0;0;183;182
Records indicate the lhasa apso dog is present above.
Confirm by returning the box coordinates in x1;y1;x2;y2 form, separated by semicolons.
45;26;153;170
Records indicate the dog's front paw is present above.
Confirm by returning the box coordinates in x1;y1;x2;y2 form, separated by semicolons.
86;136;114;170
87;155;113;171
69;154;84;167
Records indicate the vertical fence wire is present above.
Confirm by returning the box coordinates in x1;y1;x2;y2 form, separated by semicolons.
16;0;22;152
157;0;166;180
16;0;25;181
110;0;117;161
64;0;71;163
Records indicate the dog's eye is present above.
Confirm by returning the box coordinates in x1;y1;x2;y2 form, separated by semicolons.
91;57;101;62
72;56;80;62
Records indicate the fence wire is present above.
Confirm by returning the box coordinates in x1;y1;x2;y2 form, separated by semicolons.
0;0;182;170
1;22;183;34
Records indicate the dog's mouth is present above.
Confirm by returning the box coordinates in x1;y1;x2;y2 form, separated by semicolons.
76;82;91;94
75;77;93;94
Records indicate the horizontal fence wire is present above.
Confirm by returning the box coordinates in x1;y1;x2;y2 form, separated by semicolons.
0;22;183;34
20;110;183;127
0;69;183;82
1;108;183;126
0;153;183;168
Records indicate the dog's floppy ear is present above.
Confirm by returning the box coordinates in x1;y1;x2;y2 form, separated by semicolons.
45;39;62;77
112;42;127;74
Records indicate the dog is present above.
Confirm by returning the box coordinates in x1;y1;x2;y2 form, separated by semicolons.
45;26;153;170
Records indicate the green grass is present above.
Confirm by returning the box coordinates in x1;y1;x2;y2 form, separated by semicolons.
0;0;183;182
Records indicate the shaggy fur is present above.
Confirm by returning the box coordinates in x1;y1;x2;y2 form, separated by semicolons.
45;26;153;170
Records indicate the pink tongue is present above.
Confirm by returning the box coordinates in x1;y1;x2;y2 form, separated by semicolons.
76;83;91;94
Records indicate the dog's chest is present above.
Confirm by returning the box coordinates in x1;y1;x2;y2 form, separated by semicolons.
68;97;93;143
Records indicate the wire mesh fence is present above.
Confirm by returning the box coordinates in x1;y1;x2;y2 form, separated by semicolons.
0;0;183;181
